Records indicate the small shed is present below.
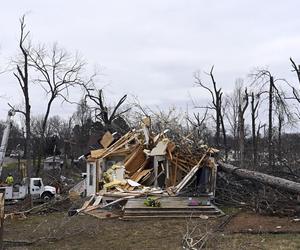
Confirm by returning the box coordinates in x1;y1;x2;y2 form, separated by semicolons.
43;156;63;171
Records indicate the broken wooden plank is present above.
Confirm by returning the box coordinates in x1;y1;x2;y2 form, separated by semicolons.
92;195;103;206
131;169;152;183
85;194;143;213
101;195;136;209
77;195;95;213
90;132;133;159
101;133;137;159
90;149;105;158
173;154;178;185
124;145;146;175
167;141;176;153
100;131;114;148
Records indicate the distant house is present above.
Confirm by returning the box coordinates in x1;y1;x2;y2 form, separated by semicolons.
43;156;63;170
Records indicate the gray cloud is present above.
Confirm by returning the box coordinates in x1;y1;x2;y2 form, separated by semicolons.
1;0;300;121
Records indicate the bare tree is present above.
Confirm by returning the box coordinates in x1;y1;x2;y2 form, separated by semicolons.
250;91;260;167
251;69;290;168
224;79;244;160
28;44;92;175
48;116;74;170
194;66;227;156
290;58;300;86
85;88;130;132
12;15;31;172
187;110;209;143
71;98;94;157
274;92;295;163
251;70;276;168
237;87;249;168
224;92;238;140
73;98;92;127
289;58;300;116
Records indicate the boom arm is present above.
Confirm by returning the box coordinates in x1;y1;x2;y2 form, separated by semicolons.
0;109;15;177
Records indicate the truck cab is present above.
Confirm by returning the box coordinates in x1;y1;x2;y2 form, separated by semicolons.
30;178;56;201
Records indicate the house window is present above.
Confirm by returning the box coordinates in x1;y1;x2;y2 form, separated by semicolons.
89;164;93;186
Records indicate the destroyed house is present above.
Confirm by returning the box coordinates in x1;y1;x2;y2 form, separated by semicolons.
76;118;223;219
85;121;218;199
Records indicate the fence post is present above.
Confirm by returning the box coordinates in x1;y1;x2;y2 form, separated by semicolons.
0;193;4;250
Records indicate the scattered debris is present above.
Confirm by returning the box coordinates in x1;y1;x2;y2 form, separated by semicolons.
4;196;71;219
199;215;209;220
70;117;220;219
216;165;300;216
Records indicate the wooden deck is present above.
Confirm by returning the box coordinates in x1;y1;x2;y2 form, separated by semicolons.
123;196;223;219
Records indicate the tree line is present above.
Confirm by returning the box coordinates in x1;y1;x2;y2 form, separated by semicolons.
1;15;300;179
0;16;130;176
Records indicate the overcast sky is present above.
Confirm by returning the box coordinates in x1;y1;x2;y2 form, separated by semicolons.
1;0;300;122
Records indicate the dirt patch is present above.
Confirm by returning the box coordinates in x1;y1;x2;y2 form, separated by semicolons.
214;234;300;250
3;210;300;249
225;211;300;233
3;212;219;250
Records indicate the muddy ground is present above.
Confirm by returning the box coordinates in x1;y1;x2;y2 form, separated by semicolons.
2;207;300;250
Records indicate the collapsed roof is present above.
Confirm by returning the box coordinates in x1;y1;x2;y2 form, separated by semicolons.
86;117;219;196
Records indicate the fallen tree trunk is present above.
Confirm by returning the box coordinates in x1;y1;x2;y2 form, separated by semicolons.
218;161;300;194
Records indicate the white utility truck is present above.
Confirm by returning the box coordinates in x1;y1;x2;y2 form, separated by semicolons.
0;108;56;201
0;177;56;201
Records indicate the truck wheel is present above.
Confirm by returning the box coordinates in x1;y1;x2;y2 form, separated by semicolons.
41;192;52;201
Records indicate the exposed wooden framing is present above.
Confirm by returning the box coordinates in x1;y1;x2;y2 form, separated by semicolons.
174;150;209;194
174;154;178;185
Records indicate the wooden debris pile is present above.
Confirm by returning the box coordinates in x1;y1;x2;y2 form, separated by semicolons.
5;197;72;219
87;120;218;194
76;118;220;218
